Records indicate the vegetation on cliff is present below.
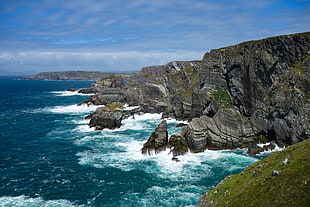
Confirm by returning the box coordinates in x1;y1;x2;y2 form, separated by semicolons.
198;139;310;207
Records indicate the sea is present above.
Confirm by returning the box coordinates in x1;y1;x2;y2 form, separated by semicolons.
0;76;271;207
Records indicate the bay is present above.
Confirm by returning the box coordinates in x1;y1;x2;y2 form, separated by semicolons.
0;76;264;207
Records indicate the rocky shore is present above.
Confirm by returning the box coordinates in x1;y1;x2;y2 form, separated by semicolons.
79;32;309;157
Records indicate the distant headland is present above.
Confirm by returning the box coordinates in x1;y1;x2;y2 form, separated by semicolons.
21;71;133;81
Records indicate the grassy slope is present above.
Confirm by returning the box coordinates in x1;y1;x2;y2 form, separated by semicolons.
199;139;310;207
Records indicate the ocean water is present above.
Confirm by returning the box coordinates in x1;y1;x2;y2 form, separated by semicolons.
0;76;266;207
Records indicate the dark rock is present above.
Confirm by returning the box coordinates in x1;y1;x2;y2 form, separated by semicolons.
89;108;122;130
169;132;189;156
262;143;276;151
247;143;264;155
78;87;100;94
141;120;168;155
66;88;75;92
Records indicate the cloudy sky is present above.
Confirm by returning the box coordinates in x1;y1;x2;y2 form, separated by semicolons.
0;0;309;75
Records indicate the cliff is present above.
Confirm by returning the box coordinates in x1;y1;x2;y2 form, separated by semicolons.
197;138;310;207
81;32;310;152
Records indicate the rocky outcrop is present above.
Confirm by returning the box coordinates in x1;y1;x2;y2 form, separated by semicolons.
141;120;168;155
88;107;122;130
181;110;258;151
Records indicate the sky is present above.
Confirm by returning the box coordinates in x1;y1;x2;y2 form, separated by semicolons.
0;0;309;75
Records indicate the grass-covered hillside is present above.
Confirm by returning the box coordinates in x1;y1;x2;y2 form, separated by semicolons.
198;139;310;207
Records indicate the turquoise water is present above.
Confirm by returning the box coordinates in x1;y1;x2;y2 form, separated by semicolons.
0;76;262;206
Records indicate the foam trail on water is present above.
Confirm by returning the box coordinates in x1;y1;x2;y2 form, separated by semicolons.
0;195;83;207
120;185;201;207
47;104;103;114
50;90;94;96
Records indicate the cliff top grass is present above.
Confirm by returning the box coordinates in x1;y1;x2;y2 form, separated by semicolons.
199;138;310;207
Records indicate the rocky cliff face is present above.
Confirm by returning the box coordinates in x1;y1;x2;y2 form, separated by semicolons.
82;32;310;153
178;33;310;152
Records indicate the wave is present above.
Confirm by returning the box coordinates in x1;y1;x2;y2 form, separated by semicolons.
49;90;94;97
257;142;284;155
47;104;102;115
0;195;83;207
76;138;259;182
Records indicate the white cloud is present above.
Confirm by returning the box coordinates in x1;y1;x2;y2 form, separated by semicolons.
0;50;204;75
0;0;309;75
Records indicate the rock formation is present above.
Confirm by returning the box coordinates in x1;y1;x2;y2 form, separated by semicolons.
88;106;122;130
141;120;168;155
81;32;310;151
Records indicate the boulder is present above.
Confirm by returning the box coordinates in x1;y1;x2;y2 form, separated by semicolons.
89;108;122;130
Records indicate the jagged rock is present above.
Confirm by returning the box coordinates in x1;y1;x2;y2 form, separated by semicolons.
66;88;75;92
141;120;168;155
169;131;189;156
247;143;264;155
88;108;122;130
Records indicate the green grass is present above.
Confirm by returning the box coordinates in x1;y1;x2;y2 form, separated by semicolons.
199;139;310;207
211;87;232;108
289;56;310;75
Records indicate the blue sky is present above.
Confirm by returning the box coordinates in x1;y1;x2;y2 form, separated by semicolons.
0;0;309;75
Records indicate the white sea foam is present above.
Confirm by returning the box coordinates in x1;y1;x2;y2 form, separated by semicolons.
47;104;102;114
74;111;258;183
257;141;284;155
121;185;200;207
122;104;140;111
75;124;95;132
0;195;83;207
50;90;94;96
